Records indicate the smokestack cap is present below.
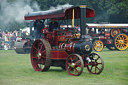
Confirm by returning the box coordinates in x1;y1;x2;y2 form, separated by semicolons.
79;5;87;8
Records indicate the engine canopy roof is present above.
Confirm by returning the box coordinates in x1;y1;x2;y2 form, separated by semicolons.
24;6;95;20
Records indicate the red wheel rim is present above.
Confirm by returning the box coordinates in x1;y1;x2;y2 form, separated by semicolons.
87;53;104;74
66;54;84;76
111;28;120;38
31;39;47;71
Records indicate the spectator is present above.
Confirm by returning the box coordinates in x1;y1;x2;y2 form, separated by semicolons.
4;34;9;42
34;19;44;39
10;35;16;41
49;18;60;32
2;31;5;37
0;40;2;49
0;30;2;49
10;35;16;48
0;30;2;40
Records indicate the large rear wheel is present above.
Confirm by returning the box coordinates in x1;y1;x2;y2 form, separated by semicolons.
31;39;51;71
114;33;128;51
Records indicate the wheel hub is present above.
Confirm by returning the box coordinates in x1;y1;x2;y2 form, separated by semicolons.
37;52;41;58
120;40;124;44
71;63;75;68
117;40;124;44
85;45;90;51
92;62;98;66
114;31;118;35
97;44;101;46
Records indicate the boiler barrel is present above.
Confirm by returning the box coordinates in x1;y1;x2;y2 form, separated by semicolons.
59;41;92;54
74;41;92;54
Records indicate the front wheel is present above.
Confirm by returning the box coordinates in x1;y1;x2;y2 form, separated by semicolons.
86;53;104;74
93;40;104;52
66;54;84;76
110;28;120;38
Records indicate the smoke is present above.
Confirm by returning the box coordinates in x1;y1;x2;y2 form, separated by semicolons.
0;0;40;30
26;3;73;17
25;3;73;25
50;3;73;10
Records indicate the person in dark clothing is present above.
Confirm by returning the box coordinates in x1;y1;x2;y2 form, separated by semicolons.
10;35;16;48
34;19;44;39
0;31;2;49
0;31;2;39
49;18;60;32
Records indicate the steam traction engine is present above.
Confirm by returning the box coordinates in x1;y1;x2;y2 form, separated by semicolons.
24;5;104;76
87;24;128;52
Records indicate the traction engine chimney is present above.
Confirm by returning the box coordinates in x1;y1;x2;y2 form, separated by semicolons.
80;5;87;39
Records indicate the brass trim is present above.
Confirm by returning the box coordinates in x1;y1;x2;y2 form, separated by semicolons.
72;9;74;27
85;45;90;51
79;5;87;8
72;43;75;52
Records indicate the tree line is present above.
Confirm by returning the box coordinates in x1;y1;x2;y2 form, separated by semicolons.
32;0;128;23
0;0;128;31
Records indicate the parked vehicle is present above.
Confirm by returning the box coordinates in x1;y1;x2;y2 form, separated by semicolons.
14;21;34;54
87;24;128;51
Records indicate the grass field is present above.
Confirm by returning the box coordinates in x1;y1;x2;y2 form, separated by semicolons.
0;49;128;85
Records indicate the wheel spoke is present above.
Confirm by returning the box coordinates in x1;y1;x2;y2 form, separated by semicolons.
73;69;76;74
90;65;93;71
75;60;80;65
33;46;38;51
68;63;71;65
74;56;77;61
70;58;73;63
38;64;42;69
39;44;43;52
95;66;96;73
69;67;72;71
41;50;46;54
32;56;38;59
74;68;79;73
37;40;39;48
39;58;44;63
96;66;101;71
97;63;102;64
35;60;40;68
35;64;38;70
95;57;100;61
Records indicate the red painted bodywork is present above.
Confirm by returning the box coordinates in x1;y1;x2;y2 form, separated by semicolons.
51;50;69;60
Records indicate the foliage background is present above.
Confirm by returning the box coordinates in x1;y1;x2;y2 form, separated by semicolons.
0;0;128;31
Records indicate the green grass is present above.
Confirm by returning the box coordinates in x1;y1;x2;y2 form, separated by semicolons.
0;49;128;85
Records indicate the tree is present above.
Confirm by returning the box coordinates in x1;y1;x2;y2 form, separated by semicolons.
106;0;128;22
